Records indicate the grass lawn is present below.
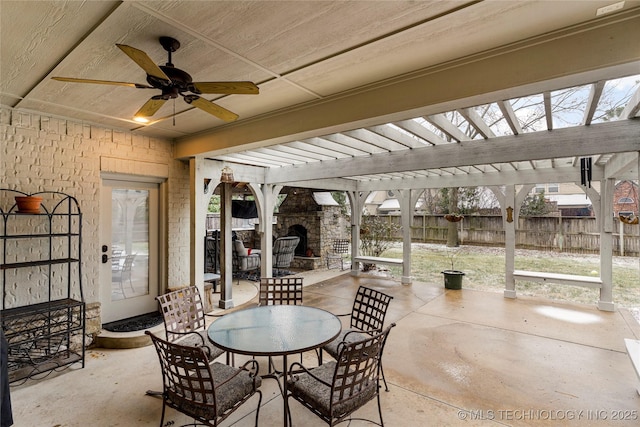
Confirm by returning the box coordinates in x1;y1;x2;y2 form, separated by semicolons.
380;242;640;310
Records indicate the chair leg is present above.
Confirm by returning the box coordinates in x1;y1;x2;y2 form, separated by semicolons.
376;388;385;427
254;390;263;427
119;279;126;299
380;361;389;392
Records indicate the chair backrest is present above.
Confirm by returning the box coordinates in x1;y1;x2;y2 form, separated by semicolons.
332;239;350;254
272;236;300;268
156;286;206;342
350;286;393;333
122;254;136;272
259;277;303;305
146;331;217;417
330;324;395;413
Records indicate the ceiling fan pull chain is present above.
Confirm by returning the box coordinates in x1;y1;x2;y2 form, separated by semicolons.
173;99;176;126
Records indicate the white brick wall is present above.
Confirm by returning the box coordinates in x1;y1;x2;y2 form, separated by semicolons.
0;107;190;330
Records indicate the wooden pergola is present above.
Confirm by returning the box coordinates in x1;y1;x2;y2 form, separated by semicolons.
179;14;640;312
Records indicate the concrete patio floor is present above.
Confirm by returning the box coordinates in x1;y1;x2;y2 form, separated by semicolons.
9;271;640;426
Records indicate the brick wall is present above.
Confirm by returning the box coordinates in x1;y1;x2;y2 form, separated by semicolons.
0;107;190;341
613;180;639;215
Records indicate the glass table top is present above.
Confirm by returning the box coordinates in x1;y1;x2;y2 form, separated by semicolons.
207;305;341;356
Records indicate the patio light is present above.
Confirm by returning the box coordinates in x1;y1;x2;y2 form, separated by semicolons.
220;166;235;183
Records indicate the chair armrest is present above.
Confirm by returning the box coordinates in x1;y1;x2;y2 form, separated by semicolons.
167;330;207;346
288;362;332;388
215;359;261;389
204;312;225;319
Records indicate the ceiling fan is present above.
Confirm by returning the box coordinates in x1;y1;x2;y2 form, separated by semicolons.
52;36;259;122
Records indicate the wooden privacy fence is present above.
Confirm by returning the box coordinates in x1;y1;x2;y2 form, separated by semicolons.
378;215;640;256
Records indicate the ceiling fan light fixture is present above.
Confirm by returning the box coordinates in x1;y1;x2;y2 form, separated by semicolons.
133;116;150;123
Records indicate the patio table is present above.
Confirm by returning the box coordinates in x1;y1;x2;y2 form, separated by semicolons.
207;305;341;427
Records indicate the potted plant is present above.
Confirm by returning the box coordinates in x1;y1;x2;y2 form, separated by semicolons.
444;213;464;222
441;246;464;290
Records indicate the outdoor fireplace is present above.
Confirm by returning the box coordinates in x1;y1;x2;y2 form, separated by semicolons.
274;188;347;270
287;224;308;256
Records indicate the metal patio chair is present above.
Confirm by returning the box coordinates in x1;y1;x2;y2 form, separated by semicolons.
272;236;300;276
258;277;304;374
319;286;394;391
233;239;261;283
112;253;136;297
326;239;350;270
146;331;262;427
146;286;229;397
258;277;303;306
287;324;396;426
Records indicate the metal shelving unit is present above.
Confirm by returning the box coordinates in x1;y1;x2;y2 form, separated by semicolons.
0;190;85;384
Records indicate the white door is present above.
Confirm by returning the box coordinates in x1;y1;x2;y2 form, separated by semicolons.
100;179;160;324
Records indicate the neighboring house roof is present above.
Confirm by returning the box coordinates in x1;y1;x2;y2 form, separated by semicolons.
312;192;339;206
378;199;400;211
546;194;592;207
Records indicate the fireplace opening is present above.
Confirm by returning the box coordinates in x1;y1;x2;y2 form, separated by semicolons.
287;225;307;256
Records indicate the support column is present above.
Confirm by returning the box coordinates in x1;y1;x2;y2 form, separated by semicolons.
599;178;615;311
398;189;413;284
260;184;280;278
503;185;517;299
348;191;367;277
190;158;209;300
219;182;234;309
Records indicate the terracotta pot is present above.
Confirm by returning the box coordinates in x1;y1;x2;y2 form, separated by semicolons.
15;196;43;213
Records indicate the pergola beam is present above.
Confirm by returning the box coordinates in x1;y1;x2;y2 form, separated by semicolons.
265;120;640;184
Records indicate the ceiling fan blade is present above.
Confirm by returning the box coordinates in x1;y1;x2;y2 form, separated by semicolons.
134;97;167;118
190;81;259;95
52;77;152;89
116;44;170;82
184;95;239;122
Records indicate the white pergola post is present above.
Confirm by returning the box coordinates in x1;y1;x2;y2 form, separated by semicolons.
348;191;367;277
503;185;517;298
218;181;235;308
398;189;413;284
190;158;211;299
259;184;280;278
598;178;615;311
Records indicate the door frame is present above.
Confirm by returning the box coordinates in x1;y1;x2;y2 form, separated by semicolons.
100;172;167;324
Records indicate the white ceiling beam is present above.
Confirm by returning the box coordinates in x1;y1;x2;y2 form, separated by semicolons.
344;128;404;151
498;100;522;135
457;107;495;139
621;84;640;119
426;113;471;142
215;153;283;168
543;91;553;130
322;133;387;154
392;119;445;145
285;141;345;159
265;120;640;184
582;81;606;125
354;165;603;192
604;152;639;178
240;148;307;165
302;136;365;157
367;124;425;148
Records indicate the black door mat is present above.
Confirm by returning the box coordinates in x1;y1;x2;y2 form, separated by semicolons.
102;311;163;333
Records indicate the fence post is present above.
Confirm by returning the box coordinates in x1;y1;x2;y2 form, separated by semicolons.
620;219;625;256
